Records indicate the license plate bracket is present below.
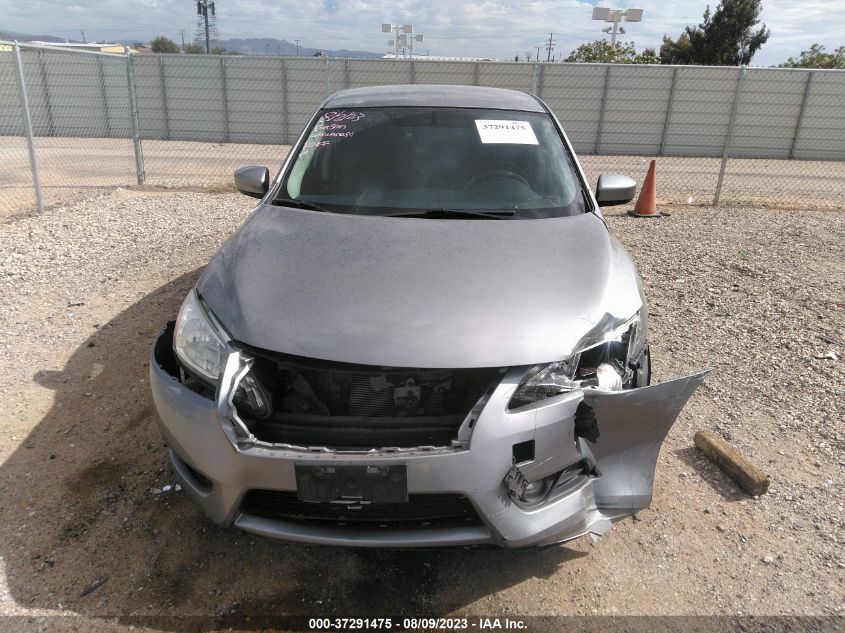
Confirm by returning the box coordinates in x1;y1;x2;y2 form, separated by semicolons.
295;464;408;504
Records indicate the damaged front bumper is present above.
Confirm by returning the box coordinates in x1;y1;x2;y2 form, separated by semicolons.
150;325;708;549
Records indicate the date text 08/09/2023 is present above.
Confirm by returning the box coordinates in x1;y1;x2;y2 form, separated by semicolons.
308;617;528;630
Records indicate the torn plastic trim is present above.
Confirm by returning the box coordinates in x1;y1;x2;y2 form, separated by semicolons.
154;321;182;380
454;366;522;449
216;345;256;442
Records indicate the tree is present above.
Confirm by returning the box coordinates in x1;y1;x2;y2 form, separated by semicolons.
660;0;770;65
150;36;180;54
565;40;658;64
779;44;845;69
184;42;204;54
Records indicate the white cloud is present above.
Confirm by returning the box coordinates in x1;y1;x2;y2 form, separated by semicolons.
0;0;843;64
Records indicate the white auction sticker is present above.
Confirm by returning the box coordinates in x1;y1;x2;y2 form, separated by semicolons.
475;120;539;145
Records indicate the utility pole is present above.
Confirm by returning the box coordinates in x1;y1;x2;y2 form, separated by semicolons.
535;46;541;61
295;39;300;56
180;29;186;52
197;0;216;53
80;30;87;43
545;32;555;62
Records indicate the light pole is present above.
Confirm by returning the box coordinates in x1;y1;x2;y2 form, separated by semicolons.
591;7;643;46
382;23;423;59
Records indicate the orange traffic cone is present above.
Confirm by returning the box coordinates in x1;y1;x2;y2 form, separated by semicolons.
629;160;664;217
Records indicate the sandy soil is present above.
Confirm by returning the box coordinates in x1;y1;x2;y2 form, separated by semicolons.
0;189;842;632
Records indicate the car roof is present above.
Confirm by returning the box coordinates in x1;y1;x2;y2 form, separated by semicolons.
323;84;546;113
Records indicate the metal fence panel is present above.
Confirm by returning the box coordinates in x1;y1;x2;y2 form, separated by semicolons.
794;71;845;161
541;65;606;152
225;57;286;144
601;65;675;155
133;53;168;140
663;67;738;157
0;53;21;131
159;55;226;141
731;69;806;158
286;58;330;137
326;58;346;94
412;61;475;85
347;59;413;88
0;49;35;211
476;62;533;92
2;44;844;216
39;50;108;136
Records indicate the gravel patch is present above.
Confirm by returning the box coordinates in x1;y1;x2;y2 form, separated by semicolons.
0;188;252;392
0;190;842;622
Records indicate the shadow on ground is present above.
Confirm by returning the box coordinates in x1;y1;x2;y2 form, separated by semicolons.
0;269;585;629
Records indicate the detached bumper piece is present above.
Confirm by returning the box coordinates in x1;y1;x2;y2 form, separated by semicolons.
151;325;709;548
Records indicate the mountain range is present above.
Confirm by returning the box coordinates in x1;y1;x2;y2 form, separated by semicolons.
215;37;381;58
0;30;382;58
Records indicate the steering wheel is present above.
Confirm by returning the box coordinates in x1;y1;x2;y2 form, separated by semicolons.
462;169;531;191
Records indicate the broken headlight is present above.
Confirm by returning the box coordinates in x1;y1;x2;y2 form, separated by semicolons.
173;289;227;383
508;310;647;409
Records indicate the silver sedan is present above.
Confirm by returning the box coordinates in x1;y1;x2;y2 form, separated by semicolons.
150;84;708;548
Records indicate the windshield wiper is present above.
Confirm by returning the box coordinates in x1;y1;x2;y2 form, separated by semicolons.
272;198;333;213
386;208;515;220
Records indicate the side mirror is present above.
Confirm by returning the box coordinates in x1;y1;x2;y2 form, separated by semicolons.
234;165;270;198
595;173;637;207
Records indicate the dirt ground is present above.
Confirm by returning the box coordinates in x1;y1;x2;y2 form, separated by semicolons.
0;188;843;632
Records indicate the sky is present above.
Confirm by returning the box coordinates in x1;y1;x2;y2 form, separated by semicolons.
1;0;843;65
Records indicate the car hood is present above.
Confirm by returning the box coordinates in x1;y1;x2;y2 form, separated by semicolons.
198;205;644;368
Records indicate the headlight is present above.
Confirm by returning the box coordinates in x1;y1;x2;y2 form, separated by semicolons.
508;310;647;409
173;289;227;383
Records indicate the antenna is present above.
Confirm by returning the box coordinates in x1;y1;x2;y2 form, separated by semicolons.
196;0;217;53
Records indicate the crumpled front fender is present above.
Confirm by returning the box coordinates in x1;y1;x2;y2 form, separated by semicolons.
583;369;710;512
506;369;710;539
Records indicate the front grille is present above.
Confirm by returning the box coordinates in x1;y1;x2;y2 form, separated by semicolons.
250;413;466;449
238;345;503;450
240;490;482;529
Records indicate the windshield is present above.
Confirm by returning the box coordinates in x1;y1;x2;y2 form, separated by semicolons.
278;107;588;219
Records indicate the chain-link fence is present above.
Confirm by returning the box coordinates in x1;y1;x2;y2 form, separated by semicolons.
2;41;844;217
